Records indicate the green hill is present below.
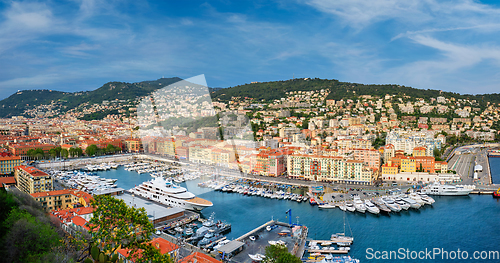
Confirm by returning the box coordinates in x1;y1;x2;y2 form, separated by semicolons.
212;78;500;108
0;77;183;118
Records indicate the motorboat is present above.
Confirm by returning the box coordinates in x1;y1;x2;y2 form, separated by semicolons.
352;196;366;213
409;193;426;205
372;199;391;214
381;197;401;212
421;181;474;196
417;193;435;204
319;203;336;209
249;254;266;261
344;201;356;212
400;195;421;209
364;200;380;214
394;197;410;210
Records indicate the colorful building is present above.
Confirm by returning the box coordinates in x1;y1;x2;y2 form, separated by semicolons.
0;155;22;175
287;154;372;184
14;165;53;194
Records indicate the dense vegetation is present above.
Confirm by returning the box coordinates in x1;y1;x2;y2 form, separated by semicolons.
0;188;81;262
89;195;172;263
263;244;302;263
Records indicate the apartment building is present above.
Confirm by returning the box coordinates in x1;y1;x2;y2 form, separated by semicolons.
14;165;53;194
0;155;22;175
287;154;372;184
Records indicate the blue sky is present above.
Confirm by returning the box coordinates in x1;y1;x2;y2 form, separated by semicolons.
1;0;500;100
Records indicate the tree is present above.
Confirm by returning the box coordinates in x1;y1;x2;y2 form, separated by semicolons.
49;147;62;158
88;195;172;263
263;244;301;263
86;144;99;157
61;149;69;158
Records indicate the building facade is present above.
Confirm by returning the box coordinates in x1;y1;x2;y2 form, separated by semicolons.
0;156;22;175
14;165;53;194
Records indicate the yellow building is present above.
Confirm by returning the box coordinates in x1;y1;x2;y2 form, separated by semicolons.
412;146;427;157
31;189;93;211
124;138;143;152
435;161;448;173
400;157;416;173
14;165;53;194
381;161;398;175
0;156;22;175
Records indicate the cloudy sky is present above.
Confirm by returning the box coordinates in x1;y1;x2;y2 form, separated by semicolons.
1;0;500;100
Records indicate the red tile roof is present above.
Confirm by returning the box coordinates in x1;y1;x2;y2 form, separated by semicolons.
15;165;48;177
0;176;16;185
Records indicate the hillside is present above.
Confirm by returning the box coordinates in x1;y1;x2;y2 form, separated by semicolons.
0;77;183;118
211;78;500;108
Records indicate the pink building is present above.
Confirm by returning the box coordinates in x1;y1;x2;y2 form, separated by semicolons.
352;148;381;170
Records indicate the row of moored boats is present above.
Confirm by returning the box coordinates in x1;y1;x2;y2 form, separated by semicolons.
323;193;435;215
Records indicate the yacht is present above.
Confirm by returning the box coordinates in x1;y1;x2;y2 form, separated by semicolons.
421;181;474;196
409;193;426;205
344;201;356;212
394;197;410;210
372;199;391;214
129;177;213;211
318;203;337;209
364;200;380;214
352;196;366;213
400;195;421;209
381;197;401;212
417;193;436;204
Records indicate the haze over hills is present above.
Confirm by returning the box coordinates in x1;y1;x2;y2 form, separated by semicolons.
2;76;500;119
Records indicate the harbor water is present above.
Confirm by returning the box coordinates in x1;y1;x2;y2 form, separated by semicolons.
490;157;500;184
96;166;500;262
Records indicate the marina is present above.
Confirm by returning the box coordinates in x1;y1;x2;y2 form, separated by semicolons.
38;156;500;262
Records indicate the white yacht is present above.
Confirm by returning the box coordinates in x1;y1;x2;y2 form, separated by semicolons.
352;196;366;213
344;201;356;212
129;177;213;211
417;193;436;204
400;195;421;209
381;197;401;212
422;182;474;196
364;200;380;214
394;197;410;210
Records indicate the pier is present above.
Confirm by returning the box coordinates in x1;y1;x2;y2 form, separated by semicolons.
220;220;308;263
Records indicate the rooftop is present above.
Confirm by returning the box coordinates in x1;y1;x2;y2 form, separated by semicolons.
114;192;185;220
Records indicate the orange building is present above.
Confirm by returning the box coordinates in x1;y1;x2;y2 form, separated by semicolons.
415;156;435;173
9;143;55;157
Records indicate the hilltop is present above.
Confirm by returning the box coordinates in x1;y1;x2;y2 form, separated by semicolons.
212;78;500;108
2;76;500;120
0;77;183;118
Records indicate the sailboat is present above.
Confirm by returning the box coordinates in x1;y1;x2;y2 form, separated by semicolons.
331;183;354;244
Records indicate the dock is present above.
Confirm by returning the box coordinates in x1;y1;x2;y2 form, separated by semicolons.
307;249;348;254
309;239;353;245
224;220;308;263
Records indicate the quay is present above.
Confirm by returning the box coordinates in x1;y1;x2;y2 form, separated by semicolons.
217;219;308;263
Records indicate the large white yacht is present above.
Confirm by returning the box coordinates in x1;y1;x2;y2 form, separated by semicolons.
129;177;213;211
421;182;474;196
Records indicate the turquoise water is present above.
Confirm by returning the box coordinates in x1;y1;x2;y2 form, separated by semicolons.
96;167;500;262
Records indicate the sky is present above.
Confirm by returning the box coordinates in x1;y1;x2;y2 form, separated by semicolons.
1;0;500;100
